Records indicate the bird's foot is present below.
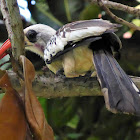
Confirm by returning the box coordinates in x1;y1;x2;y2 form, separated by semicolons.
56;69;66;79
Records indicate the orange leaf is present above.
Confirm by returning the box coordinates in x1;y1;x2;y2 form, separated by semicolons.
20;56;54;140
0;70;27;140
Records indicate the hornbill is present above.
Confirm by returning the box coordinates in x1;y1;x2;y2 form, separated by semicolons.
0;19;140;115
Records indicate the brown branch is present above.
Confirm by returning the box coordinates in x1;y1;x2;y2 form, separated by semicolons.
1;0;25;60
0;0;12;36
90;0;140;17
8;70;102;98
1;0;25;79
97;0;140;31
0;70;139;98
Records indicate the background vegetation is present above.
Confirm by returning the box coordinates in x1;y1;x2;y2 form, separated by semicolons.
0;0;140;140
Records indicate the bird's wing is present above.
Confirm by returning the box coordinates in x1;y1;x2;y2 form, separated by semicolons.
45;19;121;64
59;19;120;32
48;36;102;63
57;19;121;41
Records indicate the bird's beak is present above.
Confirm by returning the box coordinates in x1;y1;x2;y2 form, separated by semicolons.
0;37;44;60
0;39;11;60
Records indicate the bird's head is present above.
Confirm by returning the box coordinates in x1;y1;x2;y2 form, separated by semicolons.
24;24;56;58
0;24;56;59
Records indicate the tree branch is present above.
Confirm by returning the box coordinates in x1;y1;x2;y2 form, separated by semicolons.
0;70;139;98
97;0;140;31
1;0;12;37
90;0;140;17
1;0;25;60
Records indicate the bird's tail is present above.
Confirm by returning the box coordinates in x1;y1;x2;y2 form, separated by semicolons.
93;49;140;115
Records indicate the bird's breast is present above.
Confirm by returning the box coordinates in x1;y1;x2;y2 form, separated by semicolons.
63;45;95;77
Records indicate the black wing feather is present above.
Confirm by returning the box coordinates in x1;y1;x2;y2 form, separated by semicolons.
57;19;121;34
68;19;120;30
93;49;140;115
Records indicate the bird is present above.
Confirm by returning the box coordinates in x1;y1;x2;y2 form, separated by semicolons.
0;19;140;115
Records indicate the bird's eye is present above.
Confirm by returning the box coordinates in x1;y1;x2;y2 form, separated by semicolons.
26;30;37;43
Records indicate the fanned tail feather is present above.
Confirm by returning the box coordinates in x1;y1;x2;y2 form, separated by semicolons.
93;50;140;115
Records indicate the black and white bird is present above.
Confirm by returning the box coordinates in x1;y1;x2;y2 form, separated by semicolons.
20;19;140;115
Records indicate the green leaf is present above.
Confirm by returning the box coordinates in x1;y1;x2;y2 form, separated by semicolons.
36;2;63;26
38;97;48;118
66;115;79;129
47;98;77;128
64;0;72;21
87;136;100;140
66;133;83;139
132;19;140;27
46;0;85;23
0;55;10;70
79;4;101;20
136;0;140;2
28;1;62;29
0;93;5;101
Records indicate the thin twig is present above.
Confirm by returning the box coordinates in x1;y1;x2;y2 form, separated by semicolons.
97;0;140;31
90;0;140;17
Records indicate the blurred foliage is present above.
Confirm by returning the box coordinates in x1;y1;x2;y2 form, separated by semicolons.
1;0;140;140
0;55;11;70
79;4;101;20
0;93;5;101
